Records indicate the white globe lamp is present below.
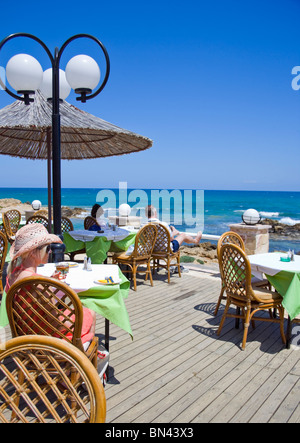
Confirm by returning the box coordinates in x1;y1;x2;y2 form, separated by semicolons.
40;68;71;100
6;54;43;103
65;54;100;101
242;208;261;225
119;204;131;217
32;200;42;211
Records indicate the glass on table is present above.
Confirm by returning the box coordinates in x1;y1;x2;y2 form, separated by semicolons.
55;262;70;279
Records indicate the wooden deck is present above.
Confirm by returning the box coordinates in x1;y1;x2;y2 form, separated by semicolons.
2;263;300;423
103;264;300;423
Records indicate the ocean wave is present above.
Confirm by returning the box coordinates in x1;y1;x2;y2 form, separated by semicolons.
234;210;280;218
260;212;280;218
279;217;300;226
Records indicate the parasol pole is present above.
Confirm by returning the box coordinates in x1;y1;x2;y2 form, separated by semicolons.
47;128;52;233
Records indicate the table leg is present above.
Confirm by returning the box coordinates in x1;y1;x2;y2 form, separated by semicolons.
105;318;110;381
105;318;109;352
286;316;292;349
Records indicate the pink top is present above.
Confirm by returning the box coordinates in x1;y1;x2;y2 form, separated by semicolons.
5;266;94;345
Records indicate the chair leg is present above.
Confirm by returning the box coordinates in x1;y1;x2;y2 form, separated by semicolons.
167;258;171;283
132;264;137;291
217;298;231;336
177;256;181;278
148;261;154;287
214;285;225;316
241;308;251;350
279;306;286;344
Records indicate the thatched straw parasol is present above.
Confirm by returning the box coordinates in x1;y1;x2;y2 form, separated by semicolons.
0;89;152;159
0;90;152;227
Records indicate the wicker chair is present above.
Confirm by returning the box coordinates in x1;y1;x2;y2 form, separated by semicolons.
34;209;49;217
151;223;181;283
6;276;98;369
217;243;286;350
0;335;106;423
0;231;8;296
61;216;86;261
26;215;49;231
84;216;99;231
112;224;157;291
61;216;74;233
214;231;270;316
2;210;21;244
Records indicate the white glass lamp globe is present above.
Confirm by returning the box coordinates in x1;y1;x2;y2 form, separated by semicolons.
6;54;43;92
119;204;131;217
65;55;100;92
32;200;42;211
40;68;71;100
242;208;261;225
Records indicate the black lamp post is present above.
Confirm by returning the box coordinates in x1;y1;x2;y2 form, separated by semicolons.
0;33;110;262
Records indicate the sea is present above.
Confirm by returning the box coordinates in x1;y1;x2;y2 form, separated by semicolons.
1;188;300;253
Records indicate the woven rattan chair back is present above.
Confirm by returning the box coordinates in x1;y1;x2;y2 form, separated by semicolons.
132;224;157;259
3;210;21;243
217;231;245;258
34;209;49;217
219;243;252;302
26;215;49;231
0;336;106;423
84;216;99;230
6;276;86;352
150;223;181;283
152;223;171;254
61;216;74;233
217;243;286;349
0;231;8;295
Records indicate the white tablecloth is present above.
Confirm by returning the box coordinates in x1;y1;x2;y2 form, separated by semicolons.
37;263;121;292
68;227;135;242
248;252;300;280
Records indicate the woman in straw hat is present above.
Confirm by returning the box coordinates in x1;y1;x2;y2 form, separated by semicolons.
5;223;96;346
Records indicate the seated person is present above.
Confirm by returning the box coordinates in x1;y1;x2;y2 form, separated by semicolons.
88;204;106;231
145;205;202;252
5;223;97;349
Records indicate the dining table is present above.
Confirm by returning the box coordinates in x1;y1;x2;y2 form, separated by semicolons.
0;262;133;352
248;252;300;348
63;226;137;264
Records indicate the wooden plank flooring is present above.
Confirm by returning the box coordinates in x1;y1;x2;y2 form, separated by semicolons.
1;264;299;423
101;264;300;423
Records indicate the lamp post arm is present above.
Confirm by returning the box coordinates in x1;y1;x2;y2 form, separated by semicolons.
57;33;110;102
0;33;54;103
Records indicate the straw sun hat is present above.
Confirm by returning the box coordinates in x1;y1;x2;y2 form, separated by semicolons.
10;224;62;261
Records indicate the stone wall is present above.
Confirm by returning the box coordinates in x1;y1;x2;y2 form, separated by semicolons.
228;223;271;255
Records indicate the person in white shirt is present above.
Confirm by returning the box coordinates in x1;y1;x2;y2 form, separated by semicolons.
145;205;202;252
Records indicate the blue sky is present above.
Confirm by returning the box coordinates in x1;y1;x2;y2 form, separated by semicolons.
0;0;299;191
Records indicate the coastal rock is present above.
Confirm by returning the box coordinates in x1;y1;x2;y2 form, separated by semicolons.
0;198;86;219
259;218;300;239
62;207;86;218
180;242;218;264
0;198;33;214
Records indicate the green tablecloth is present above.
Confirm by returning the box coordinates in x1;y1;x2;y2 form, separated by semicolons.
266;271;300;321
0;269;133;338
63;231;136;264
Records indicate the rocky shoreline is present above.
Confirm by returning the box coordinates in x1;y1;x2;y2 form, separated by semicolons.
259;218;300;241
1;198;300;264
0;198;87;219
